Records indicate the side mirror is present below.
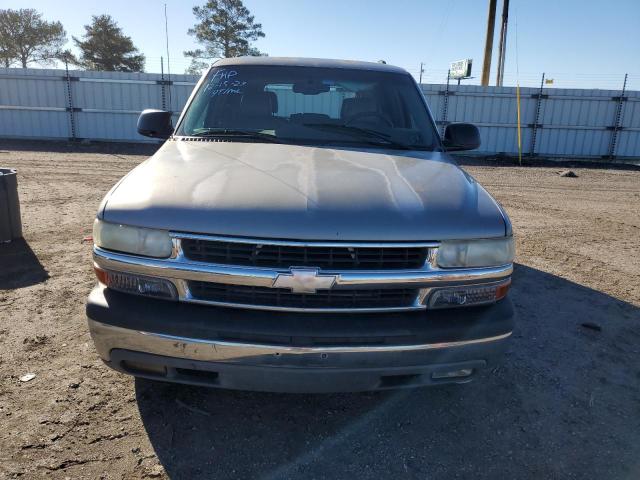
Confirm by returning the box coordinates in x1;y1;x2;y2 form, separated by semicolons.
137;109;173;139
443;123;481;151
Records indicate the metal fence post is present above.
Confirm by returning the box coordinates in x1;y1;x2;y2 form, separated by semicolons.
156;56;173;115
441;69;451;137
529;72;545;156
607;73;628;159
64;59;77;141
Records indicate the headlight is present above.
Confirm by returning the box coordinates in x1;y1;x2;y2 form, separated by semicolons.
436;237;514;268
93;219;173;258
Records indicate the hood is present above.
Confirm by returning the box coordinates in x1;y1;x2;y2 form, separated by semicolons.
101;140;507;241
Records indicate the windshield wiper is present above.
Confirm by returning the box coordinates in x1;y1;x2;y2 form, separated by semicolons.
302;123;415;150
189;128;282;143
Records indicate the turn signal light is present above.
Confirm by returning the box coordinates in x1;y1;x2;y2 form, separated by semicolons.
425;279;511;309
94;266;177;300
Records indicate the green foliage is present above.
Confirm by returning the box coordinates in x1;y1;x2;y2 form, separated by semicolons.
184;57;210;76
0;8;66;68
72;15;145;72
184;0;265;73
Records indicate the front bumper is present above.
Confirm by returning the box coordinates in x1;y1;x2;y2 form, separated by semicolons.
87;286;514;393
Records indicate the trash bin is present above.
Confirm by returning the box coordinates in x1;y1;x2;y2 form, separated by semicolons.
0;168;22;242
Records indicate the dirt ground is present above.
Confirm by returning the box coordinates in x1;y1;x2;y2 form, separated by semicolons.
1;140;639;479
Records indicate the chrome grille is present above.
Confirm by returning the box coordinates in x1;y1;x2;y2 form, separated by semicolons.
181;238;428;270
188;281;419;310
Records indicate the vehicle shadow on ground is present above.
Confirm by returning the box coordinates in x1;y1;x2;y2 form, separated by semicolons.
0;238;48;289
135;264;640;479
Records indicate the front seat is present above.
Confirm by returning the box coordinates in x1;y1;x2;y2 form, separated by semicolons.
340;97;379;123
238;91;276;129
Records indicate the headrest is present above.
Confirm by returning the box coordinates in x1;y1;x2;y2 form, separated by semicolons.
240;91;275;117
265;91;278;113
341;97;378;120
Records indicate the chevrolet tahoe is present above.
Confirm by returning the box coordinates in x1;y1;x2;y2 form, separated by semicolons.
86;57;515;393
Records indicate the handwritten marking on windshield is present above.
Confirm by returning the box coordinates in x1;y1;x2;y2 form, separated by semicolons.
211;69;238;81
205;69;248;96
210;88;243;96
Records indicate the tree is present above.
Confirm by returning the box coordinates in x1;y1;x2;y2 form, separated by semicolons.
184;59;210;76
184;0;265;72
0;8;66;68
73;15;144;72
0;35;15;68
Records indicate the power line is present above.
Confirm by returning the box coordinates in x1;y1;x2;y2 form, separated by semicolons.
419;0;455;85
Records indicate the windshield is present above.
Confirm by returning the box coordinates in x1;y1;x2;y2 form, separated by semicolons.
176;65;440;151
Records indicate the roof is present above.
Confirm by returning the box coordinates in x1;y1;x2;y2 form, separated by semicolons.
213;57;408;74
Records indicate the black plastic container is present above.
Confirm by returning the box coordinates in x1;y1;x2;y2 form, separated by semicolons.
0;168;22;242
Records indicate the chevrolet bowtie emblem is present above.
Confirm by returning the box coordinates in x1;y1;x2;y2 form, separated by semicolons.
272;268;337;294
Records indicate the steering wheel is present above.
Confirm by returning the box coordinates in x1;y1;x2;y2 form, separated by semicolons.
345;111;393;128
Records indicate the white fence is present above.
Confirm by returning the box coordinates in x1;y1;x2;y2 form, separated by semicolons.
1;67;639;159
422;83;640;159
0;67;199;143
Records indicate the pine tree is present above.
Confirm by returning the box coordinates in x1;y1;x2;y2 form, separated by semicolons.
184;0;265;73
0;8;66;68
73;15;145;72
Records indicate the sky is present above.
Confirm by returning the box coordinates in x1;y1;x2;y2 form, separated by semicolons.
3;0;640;90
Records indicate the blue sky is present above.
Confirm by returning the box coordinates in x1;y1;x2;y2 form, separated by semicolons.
4;0;639;89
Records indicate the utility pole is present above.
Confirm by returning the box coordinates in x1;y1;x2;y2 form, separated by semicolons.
495;0;510;86
419;62;424;84
481;0;498;86
164;3;172;111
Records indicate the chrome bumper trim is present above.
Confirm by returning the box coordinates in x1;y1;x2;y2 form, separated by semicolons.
93;247;513;290
88;318;513;365
179;294;427;313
